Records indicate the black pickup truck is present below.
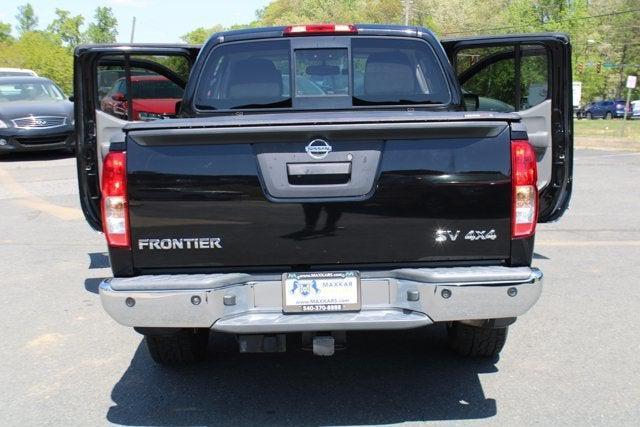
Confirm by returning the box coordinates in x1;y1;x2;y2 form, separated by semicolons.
74;24;572;365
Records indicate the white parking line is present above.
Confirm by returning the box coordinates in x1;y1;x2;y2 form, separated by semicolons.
537;240;640;247
576;152;640;160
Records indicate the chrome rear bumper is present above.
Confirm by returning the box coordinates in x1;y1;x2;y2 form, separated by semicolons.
99;266;543;333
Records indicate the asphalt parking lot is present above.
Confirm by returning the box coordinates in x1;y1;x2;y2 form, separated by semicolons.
0;148;639;426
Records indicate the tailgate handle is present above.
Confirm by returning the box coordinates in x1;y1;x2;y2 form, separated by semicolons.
287;162;351;185
287;162;351;176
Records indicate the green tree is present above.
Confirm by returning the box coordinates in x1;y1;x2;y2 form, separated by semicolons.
85;7;118;43
0;31;73;93
421;0;510;35
15;3;38;35
47;9;84;49
0;22;12;43
254;0;433;28
181;24;225;44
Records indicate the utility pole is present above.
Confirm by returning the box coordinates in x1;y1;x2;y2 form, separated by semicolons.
622;75;636;137
403;0;413;25
618;44;627;98
130;16;136;43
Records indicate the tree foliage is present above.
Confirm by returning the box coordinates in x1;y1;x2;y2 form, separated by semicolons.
15;3;38;35
0;22;12;43
0;5;119;92
256;0;407;26
47;9;84;49
1;1;638;103
0;32;73;93
85;7;118;43
250;0;639;102
181;25;225;44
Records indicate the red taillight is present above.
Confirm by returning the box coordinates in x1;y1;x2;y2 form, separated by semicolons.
101;151;130;248
511;139;538;239
283;24;357;36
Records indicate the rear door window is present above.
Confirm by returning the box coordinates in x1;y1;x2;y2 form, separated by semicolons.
520;49;548;109
96;54;189;121
457;46;516;112
456;44;549;112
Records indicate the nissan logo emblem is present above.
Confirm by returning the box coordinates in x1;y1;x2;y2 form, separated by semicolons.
305;139;332;160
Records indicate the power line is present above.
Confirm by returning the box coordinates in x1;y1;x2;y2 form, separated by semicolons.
443;8;640;36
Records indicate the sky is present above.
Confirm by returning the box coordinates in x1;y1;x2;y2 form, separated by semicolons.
0;0;271;43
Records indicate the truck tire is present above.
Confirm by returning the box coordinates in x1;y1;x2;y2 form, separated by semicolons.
447;322;508;358
145;328;209;366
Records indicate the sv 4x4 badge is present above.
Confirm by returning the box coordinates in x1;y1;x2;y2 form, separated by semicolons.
435;229;497;242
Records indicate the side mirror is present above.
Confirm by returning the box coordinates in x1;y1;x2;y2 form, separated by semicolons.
463;93;480;111
111;92;126;102
68;95;75;102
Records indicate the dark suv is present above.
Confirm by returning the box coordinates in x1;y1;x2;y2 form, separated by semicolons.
579;99;631;119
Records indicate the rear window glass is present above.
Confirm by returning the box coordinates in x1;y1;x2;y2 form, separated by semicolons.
0;82;65;102
295;49;349;96
351;38;450;106
195;37;450;110
195;39;292;110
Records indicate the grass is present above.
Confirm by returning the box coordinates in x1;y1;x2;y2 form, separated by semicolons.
573;118;640;150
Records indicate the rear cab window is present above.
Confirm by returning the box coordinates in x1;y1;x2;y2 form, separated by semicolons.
194;37;451;112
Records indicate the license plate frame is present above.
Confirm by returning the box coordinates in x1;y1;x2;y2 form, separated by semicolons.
282;271;361;313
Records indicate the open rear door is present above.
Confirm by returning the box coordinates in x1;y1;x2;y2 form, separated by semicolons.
73;44;200;231
442;33;573;223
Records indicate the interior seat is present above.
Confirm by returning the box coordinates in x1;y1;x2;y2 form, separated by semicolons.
227;58;283;99
364;52;415;97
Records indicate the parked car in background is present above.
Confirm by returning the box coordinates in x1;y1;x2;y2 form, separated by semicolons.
575;101;593;119
0;76;74;155
0;68;38;77
579;99;632;119
99;75;183;121
631;100;640;119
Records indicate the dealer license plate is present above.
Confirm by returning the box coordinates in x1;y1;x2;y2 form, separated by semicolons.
282;271;361;313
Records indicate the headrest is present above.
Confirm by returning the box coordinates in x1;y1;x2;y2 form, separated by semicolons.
364;52;415;97
228;58;282;99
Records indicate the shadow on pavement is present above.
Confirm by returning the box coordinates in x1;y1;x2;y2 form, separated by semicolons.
107;326;498;426
0;150;74;162
533;252;550;260
84;278;106;294
89;252;111;269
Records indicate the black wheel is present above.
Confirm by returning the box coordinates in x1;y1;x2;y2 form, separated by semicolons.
447;322;508;358
586;112;593;120
145;328;209;366
605;112;612;120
